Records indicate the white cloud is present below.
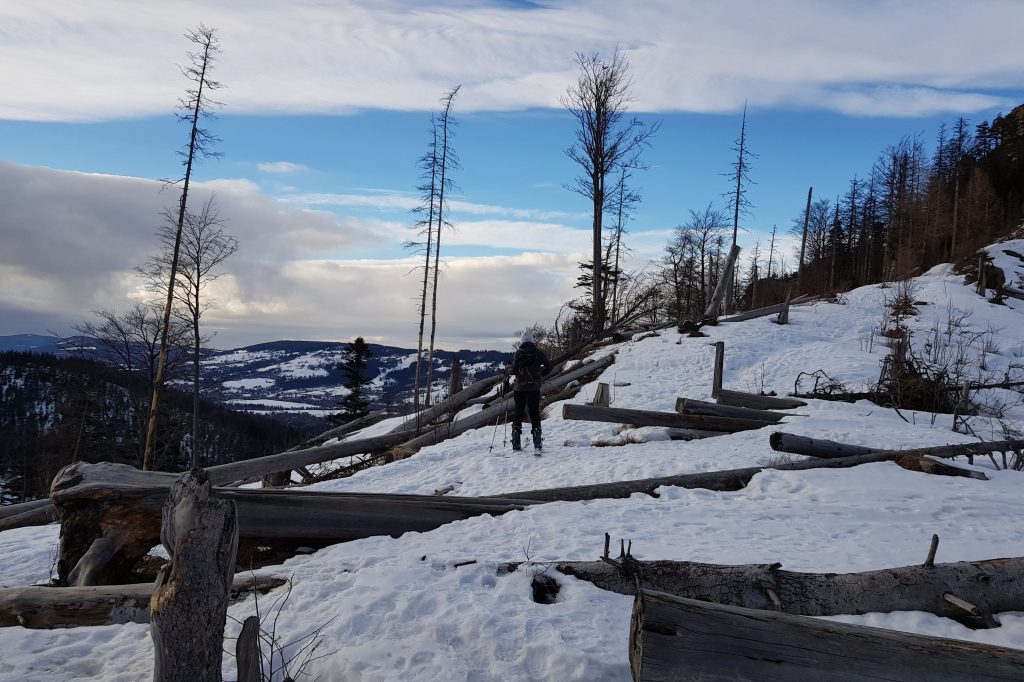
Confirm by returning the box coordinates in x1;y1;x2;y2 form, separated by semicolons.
257;161;309;174
1;0;1019;121
0;161;583;348
287;191;587;222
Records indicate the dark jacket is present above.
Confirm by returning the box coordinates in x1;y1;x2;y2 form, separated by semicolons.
510;342;552;392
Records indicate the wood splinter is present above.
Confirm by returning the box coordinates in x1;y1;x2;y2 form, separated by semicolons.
944;592;1000;628
764;586;783;610
925;534;940;568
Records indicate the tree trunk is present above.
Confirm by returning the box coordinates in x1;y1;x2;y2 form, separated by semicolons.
769;432;877;458
150;469;238;682
559;556;1019;630
0;575;284;629
392;373;503;435
770;431;1024;462
675;397;786;423
703;244;740;319
719;300;789;323
562;403;775;432
715;389;807;410
629;589;1024;682
0;499;56;531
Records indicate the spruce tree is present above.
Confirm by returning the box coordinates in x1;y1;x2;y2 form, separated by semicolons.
334;337;374;423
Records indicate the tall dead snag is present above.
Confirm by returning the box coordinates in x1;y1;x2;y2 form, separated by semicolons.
144;25;223;470
563;50;658;335
629;590;1024;682
150;468;238;682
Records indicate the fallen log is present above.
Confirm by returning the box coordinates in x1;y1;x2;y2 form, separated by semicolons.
629;590;1024;682
0;499;57;531
389;373;504;434
769;432;877;458
203;427;420;486
50;462;538;586
770;431;1024;463
675;397;787;423
719;299;790;323
558;555;1018;629
401;353;615;449
503;442;989;503
563;403;775;433
716;388;807;410
0;574;285;629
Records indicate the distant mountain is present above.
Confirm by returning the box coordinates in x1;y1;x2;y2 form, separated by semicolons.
0;335;512;420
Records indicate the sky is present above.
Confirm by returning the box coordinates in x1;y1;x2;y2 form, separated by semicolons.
1;0;1022;351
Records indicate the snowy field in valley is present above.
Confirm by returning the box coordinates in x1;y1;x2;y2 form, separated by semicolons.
1;241;1023;681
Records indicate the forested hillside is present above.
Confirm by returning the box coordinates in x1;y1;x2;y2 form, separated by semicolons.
0;351;301;502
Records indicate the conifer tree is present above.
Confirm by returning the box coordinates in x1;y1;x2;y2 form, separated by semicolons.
333;337;374;423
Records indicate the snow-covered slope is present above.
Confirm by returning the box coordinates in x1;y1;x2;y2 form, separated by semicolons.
2;241;1024;681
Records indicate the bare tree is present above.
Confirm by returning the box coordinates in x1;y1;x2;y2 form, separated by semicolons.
562;50;658;336
138;196;237;468
424;86;460;406
723;104;756;309
71;304;189;467
144;25;223;470
407;117;440;422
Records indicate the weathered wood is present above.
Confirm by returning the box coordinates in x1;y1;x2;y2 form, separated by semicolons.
151;469;238;682
711;341;724;399
716;388;807;410
204;428;420;486
0;574;285;629
236;615;262;682
503;442;990;504
591;382;611;407
675;397;787;423
563;403;775;432
558;556;1019;629
0;499;57;531
703;244;741;319
769;431;877;458
390;373;503;434
897;455;989;480
770;431;1024;462
719;300;790;323
629;589;1024;682
50;462;538;586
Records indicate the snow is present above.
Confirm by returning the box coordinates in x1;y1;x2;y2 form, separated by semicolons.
2;243;1024;680
222;377;276;390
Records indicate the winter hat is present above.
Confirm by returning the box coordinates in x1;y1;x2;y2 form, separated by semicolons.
521;330;535;344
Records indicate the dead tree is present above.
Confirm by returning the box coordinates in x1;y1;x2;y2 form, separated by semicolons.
630;589;1024;682
558;553;1019;630
144;25;224;470
562;403;775;433
150;468;237;682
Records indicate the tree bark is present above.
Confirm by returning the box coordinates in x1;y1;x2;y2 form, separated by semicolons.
0;499;56;531
629;589;1024;682
558;556;1018;629
0;575;284;629
150;469;238;682
769;432;877;458
770;431;1024;462
719;300;790;323
703;244;740;319
562;403;775;432
675;397;786;423
716;388;807;410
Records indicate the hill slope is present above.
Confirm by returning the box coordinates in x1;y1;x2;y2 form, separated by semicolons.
1;240;1023;680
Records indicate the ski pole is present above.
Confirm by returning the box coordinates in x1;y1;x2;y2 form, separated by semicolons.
488;373;507;453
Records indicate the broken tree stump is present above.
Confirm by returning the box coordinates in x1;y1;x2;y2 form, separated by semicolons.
629;590;1024;682
150;468;239;682
562;403;775;432
558;555;1019;629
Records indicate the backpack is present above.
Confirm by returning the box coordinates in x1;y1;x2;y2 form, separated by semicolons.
515;346;545;385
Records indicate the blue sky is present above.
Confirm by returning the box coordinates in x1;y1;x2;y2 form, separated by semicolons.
1;0;1022;350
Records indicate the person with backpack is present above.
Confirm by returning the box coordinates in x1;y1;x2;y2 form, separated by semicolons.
508;330;552;453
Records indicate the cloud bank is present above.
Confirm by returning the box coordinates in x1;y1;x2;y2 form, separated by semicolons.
0;161;585;349
2;0;1019;122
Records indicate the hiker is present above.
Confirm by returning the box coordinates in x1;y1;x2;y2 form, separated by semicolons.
508;331;552;452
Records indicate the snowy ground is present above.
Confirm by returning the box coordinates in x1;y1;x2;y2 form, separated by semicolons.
2;241;1023;681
